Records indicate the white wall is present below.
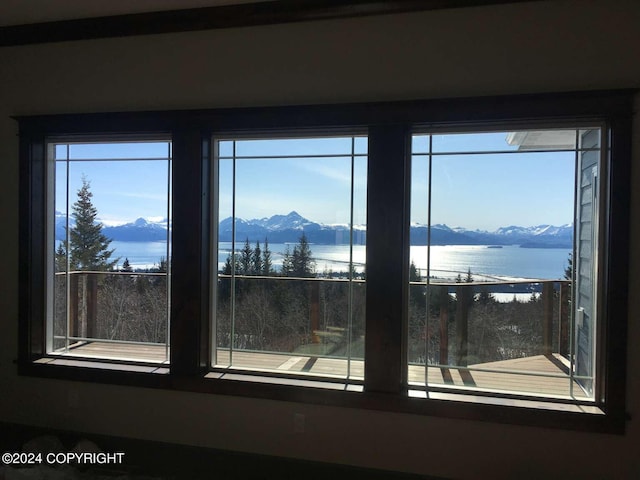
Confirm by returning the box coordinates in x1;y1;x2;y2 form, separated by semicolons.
1;1;639;478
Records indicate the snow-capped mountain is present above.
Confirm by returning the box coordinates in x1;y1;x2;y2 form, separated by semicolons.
489;224;573;247
410;223;573;248
494;224;573;238
55;210;572;247
249;211;319;231
55;213;169;242
218;211;356;244
103;218;168;242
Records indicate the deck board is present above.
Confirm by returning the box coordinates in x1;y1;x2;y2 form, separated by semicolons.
55;342;588;398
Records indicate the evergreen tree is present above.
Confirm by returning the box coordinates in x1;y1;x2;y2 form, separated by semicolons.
67;178;117;271
252;241;262;275
292;233;315;277
240;238;252;275
55;243;67;272
409;260;426;310
564;253;573;280
222;254;236;275
477;287;495;305
262;238;273;275
281;245;294;276
465;268;473;283
219;254;236;300
409;260;421;282
122;258;133;273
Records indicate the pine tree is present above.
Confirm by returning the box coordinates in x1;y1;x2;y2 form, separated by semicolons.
465;268;473;283
252;241;262;275
409;260;421;282
122;258;133;272
222;254;236;275
262;238;273;275
240;238;252;275
564;253;573;280
68;178;117;271
292;233;315;277
219;254;236;300
477;287;495;305
55;243;67;272
408;260;426;309
281;245;294;276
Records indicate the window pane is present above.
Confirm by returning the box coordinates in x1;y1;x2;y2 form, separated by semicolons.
232;136;363;157
67;141;171;160
49;140;172;363
427;129;579;154
214;136;367;380
409;129;600;399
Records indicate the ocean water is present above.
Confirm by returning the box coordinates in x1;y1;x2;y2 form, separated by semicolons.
410;245;570;280
110;241;170;270
111;241;571;280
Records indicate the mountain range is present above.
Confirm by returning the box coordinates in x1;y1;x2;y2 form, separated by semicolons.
55;211;573;248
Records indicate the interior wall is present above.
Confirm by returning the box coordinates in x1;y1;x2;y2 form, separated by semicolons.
1;1;639;478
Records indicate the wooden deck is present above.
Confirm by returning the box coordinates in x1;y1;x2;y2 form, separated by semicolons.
56;342;587;398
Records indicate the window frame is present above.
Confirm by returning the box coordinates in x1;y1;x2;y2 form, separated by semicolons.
209;131;369;380
44;135;174;361
16;90;633;433
405;122;607;400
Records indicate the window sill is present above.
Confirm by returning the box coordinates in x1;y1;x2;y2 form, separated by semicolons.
34;357;170;374
18;358;624;434
408;389;603;415
207;370;363;391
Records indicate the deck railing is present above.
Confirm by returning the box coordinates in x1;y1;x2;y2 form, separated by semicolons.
53;270;169;350
409;279;571;367
53;271;570;369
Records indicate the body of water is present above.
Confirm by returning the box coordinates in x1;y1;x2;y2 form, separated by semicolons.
110;241;170;270
112;241;571;280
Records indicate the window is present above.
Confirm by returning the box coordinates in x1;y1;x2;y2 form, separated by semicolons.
48;139;172;364
212;135;367;380
17;91;632;432
408;128;601;400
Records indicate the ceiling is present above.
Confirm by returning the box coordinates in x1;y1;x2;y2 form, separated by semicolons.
0;0;271;27
1;1;537;46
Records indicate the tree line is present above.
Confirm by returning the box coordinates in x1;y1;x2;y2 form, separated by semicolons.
221;233;315;278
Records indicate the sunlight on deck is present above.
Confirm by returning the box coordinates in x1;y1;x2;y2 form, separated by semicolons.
55;342;587;399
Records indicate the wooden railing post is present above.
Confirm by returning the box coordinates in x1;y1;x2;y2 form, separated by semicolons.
542;282;553;356
69;273;78;338
86;273;98;338
71;272;99;340
310;281;320;343
455;284;469;366
559;282;570;357
78;273;87;338
439;285;449;365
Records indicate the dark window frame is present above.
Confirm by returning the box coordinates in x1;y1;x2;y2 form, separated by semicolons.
16;90;633;433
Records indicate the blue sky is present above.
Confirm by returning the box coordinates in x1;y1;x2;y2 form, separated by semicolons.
218;137;367;226
55;142;171;226
53;131;580;231
411;132;576;230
